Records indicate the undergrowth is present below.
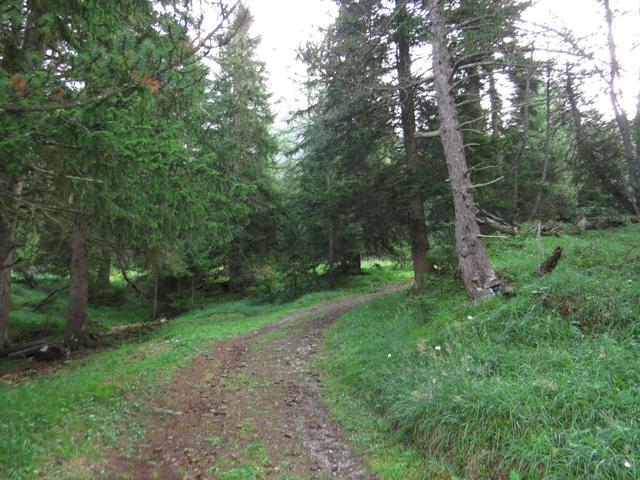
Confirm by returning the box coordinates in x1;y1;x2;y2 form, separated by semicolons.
322;224;640;479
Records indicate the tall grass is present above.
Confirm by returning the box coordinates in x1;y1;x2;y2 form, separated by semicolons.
322;224;640;479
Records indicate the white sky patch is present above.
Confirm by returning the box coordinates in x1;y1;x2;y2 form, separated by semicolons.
242;0;338;126
523;0;640;116
205;0;639;124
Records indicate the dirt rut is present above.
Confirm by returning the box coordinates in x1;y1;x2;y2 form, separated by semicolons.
103;286;403;479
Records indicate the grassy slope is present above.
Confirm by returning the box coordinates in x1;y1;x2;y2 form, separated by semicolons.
322;224;640;480
0;263;410;480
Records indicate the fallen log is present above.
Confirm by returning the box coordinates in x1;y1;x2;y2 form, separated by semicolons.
478;210;518;235
537;246;563;275
7;342;67;361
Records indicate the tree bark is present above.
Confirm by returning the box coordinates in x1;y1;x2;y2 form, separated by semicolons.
488;65;502;139
0;178;22;349
602;0;640;213
427;0;498;300
0;219;12;349
396;0;431;290
531;65;552;218
152;273;158;320
566;66;638;214
92;248;111;293
513;67;532;210
64;221;91;349
327;219;335;289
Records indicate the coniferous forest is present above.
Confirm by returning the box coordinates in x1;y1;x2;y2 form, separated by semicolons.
1;1;639;479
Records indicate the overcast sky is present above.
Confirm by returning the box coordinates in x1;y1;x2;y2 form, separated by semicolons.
237;0;639;125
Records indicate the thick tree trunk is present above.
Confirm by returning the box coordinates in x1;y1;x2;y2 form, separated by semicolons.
64;222;91;349
603;0;640;213
531;67;552;218
428;0;498;300
396;0;431;290
0;178;22;349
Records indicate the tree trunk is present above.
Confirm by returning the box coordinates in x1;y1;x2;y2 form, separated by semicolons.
531;65;552;218
0;219;12;349
427;0;498;300
566;67;637;214
64;221;91;349
350;254;362;275
152;273;158;320
488;66;502;139
0;178;22;349
487;66;505;173
513;67;532;210
92;248;111;293
603;0;640;213
327;220;335;289
396;0;431;290
228;262;245;294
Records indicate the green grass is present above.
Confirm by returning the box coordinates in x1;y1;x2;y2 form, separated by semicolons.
0;263;409;479
321;224;640;480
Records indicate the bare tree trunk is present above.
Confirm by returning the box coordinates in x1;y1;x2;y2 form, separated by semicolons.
93;248;111;293
350;254;362;275
396;0;431;290
152;273;158;320
603;0;640;213
513;67;532;210
327;220;335;289
488;66;502;139
531;65;552;218
64;221;91;349
566;67;637;214
427;0;498;300
487;65;505;173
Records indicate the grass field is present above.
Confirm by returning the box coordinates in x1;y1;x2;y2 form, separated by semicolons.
0;262;410;479
321;224;640;479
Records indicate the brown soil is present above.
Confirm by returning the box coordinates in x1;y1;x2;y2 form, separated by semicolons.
101;286;404;479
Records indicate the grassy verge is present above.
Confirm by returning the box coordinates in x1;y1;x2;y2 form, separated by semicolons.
0;263;410;479
321;224;640;479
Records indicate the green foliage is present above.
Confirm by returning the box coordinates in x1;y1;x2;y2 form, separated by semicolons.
322;224;640;479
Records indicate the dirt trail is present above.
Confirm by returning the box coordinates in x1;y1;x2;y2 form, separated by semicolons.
103;285;403;479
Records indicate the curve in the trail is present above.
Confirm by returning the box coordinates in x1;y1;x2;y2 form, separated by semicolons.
103;285;404;480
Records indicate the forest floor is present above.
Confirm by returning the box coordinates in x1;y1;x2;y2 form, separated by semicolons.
100;285;404;480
